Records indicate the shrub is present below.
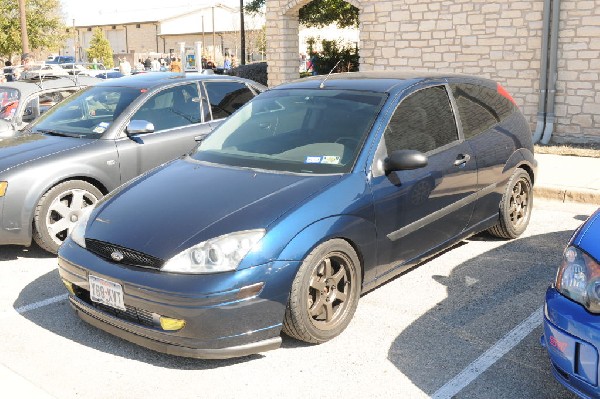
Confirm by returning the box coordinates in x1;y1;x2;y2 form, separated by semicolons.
227;62;268;86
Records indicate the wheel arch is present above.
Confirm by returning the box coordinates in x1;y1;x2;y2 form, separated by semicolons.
24;175;110;243
276;215;378;290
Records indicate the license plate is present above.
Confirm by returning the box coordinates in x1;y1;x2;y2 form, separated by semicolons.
89;275;126;311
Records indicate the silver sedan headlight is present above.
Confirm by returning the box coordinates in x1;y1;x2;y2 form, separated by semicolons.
161;229;266;274
69;207;93;249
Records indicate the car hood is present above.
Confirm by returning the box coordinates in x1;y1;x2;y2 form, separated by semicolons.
86;158;341;260
574;209;600;262
0;134;93;174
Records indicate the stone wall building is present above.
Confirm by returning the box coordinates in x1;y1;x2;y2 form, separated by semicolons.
266;0;600;143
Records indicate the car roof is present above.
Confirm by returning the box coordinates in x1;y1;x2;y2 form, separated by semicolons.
94;72;266;90
0;76;101;96
273;71;494;93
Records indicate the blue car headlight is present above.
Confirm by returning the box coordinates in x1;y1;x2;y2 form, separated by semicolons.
161;229;266;274
556;246;600;313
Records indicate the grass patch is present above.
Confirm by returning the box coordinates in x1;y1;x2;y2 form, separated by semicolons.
535;142;600;158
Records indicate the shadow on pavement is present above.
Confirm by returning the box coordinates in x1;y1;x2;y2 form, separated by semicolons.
15;270;263;369
0;243;55;261
387;230;578;398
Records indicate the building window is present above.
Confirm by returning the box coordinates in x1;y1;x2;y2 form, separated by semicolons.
87;27;92;31
112;25;117;30
136;24;141;28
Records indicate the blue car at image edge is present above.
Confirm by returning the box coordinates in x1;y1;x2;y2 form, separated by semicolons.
543;208;600;398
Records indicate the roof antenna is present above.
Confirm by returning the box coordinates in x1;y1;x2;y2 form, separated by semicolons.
319;59;342;89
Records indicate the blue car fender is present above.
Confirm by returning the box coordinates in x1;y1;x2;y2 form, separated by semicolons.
275;215;378;289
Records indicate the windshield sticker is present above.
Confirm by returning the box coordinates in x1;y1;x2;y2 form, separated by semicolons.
321;156;341;165
305;156;322;164
93;122;109;134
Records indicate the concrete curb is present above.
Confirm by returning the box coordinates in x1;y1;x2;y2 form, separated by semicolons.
534;185;600;205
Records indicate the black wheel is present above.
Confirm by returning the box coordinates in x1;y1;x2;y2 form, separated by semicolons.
282;239;361;343
33;180;103;254
488;169;533;239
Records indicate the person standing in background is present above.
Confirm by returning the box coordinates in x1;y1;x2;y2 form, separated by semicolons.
151;58;161;71
119;58;132;75
169;57;182;72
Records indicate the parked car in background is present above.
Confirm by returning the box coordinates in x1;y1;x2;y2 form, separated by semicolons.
21;63;70;80
61;63;110;78
57;71;536;359
542;208;600;398
0;72;265;253
0;76;100;138
46;56;76;65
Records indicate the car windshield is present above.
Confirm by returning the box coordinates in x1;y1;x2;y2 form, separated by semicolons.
31;85;142;137
192;89;387;174
0;88;20;121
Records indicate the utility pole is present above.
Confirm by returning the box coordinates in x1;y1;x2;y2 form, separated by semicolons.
212;7;216;63
18;0;29;54
73;19;77;61
240;0;246;65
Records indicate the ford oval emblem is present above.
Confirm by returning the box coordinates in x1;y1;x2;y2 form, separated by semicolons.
111;250;124;262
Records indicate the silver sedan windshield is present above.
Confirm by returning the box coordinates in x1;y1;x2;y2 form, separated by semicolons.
31;86;141;137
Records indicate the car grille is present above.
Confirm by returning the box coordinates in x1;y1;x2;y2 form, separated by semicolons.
73;286;157;328
85;239;164;270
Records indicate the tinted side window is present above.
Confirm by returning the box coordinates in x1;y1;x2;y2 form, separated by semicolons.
450;83;516;139
385;85;458;154
38;89;78;115
131;83;200;132
204;81;254;120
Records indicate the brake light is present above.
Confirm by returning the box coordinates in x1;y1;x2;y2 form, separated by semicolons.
497;83;517;105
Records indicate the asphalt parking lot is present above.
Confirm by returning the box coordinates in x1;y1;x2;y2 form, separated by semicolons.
0;199;595;398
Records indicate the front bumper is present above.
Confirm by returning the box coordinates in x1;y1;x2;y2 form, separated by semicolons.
542;287;600;399
58;239;301;359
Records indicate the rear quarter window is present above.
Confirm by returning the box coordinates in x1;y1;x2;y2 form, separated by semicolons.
204;81;254;120
450;83;516;140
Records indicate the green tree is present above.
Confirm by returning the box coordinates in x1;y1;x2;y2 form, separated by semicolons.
310;39;359;75
87;28;114;69
246;0;358;29
0;0;66;58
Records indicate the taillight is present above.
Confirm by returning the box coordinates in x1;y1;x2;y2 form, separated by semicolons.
497;83;517;105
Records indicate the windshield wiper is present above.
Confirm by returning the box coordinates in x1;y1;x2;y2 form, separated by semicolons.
35;129;83;138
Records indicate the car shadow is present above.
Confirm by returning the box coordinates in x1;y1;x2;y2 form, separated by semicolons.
386;230;578;397
0;243;56;261
15;270;264;369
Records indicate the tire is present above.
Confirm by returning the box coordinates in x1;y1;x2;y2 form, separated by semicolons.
33;180;103;254
282;239;361;343
488;169;533;239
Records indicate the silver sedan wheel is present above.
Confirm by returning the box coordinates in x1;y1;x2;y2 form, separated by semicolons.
46;188;99;246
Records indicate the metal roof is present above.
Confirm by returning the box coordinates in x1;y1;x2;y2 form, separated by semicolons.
274;71;493;93
0;76;101;97
94;72;266;90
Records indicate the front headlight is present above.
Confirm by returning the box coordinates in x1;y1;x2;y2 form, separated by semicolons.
556;246;600;312
161;229;265;274
69;207;93;248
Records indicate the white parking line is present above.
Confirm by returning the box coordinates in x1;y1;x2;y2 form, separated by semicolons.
0;294;68;320
432;306;544;399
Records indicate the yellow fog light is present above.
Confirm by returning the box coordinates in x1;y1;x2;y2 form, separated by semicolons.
62;279;75;296
0;182;7;197
159;317;186;331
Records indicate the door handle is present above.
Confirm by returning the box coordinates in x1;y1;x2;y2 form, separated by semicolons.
454;153;471;167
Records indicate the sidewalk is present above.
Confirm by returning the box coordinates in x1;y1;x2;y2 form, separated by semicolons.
534;153;600;205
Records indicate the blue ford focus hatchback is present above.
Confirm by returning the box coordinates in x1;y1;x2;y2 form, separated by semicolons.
543;209;600;398
58;72;536;358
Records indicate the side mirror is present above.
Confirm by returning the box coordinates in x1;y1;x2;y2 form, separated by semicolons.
126;120;155;135
384;150;428;173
